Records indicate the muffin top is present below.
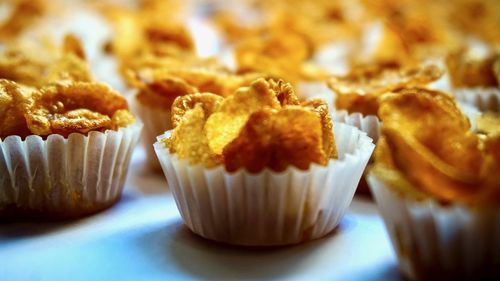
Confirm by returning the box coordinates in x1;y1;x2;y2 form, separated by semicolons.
328;63;443;116
372;87;500;205
0;34;91;87
234;31;327;85
446;47;500;88
0;34;135;139
164;78;337;173
133;61;265;110
0;80;134;139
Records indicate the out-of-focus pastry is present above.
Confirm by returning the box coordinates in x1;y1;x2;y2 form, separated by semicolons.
0;34;91;87
446;47;500;112
0;0;47;41
329;63;443;117
368;88;499;280
0;37;142;219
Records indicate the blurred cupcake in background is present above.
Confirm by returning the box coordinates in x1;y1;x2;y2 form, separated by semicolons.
368;88;499;280
446;45;500;113
0;34;142;219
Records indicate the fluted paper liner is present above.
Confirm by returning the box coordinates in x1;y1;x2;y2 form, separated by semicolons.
454;87;500;113
367;172;500;280
332;110;381;143
0;122;142;219
331;110;380;195
132;98;172;171
154;123;375;246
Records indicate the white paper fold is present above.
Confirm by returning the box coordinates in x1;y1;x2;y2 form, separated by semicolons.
454;88;500;113
0;122;142;218
331;110;381;143
155;123;375;246
368;173;500;280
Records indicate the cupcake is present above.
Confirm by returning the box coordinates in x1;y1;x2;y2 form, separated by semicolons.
0;79;141;219
154;78;374;246
367;88;500;280
446;47;500;113
0;35;141;219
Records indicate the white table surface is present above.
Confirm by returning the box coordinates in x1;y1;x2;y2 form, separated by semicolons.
0;148;401;281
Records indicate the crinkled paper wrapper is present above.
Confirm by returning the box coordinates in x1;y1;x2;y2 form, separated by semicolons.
454;87;500;113
154;123;375;246
0;122;142;219
331;110;381;143
331;110;380;196
367;173;500;281
131;98;172;171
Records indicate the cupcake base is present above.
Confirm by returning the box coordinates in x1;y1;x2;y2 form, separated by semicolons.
155;123;375;246
368;172;500;281
0;122;142;219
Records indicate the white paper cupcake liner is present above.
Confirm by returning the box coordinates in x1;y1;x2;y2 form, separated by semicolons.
0;122;142;219
131;97;173;171
367;172;500;280
331;110;381;143
154;123;375;246
454;87;500;113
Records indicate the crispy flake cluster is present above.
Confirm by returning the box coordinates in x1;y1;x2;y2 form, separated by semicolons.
102;0;194;82
234;31;328;85
329;64;443;116
373;88;500;205
0;0;46;41
133;63;265;110
0;34;91;87
165;78;337;173
446;47;500;88
0;79;134;139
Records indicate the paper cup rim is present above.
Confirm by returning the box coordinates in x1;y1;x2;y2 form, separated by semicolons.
0;121;144;144
154;122;375;176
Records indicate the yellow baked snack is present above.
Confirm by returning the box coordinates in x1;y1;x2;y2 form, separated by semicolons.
374;87;498;204
166;78;336;172
0;79;134;139
0;34;91;87
329;63;443;116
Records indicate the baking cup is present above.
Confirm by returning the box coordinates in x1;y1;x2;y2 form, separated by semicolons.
154;123;375;246
454;87;500;113
131;97;172;171
0;122;142;219
367;172;500;280
331;110;380;196
331;110;381;143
